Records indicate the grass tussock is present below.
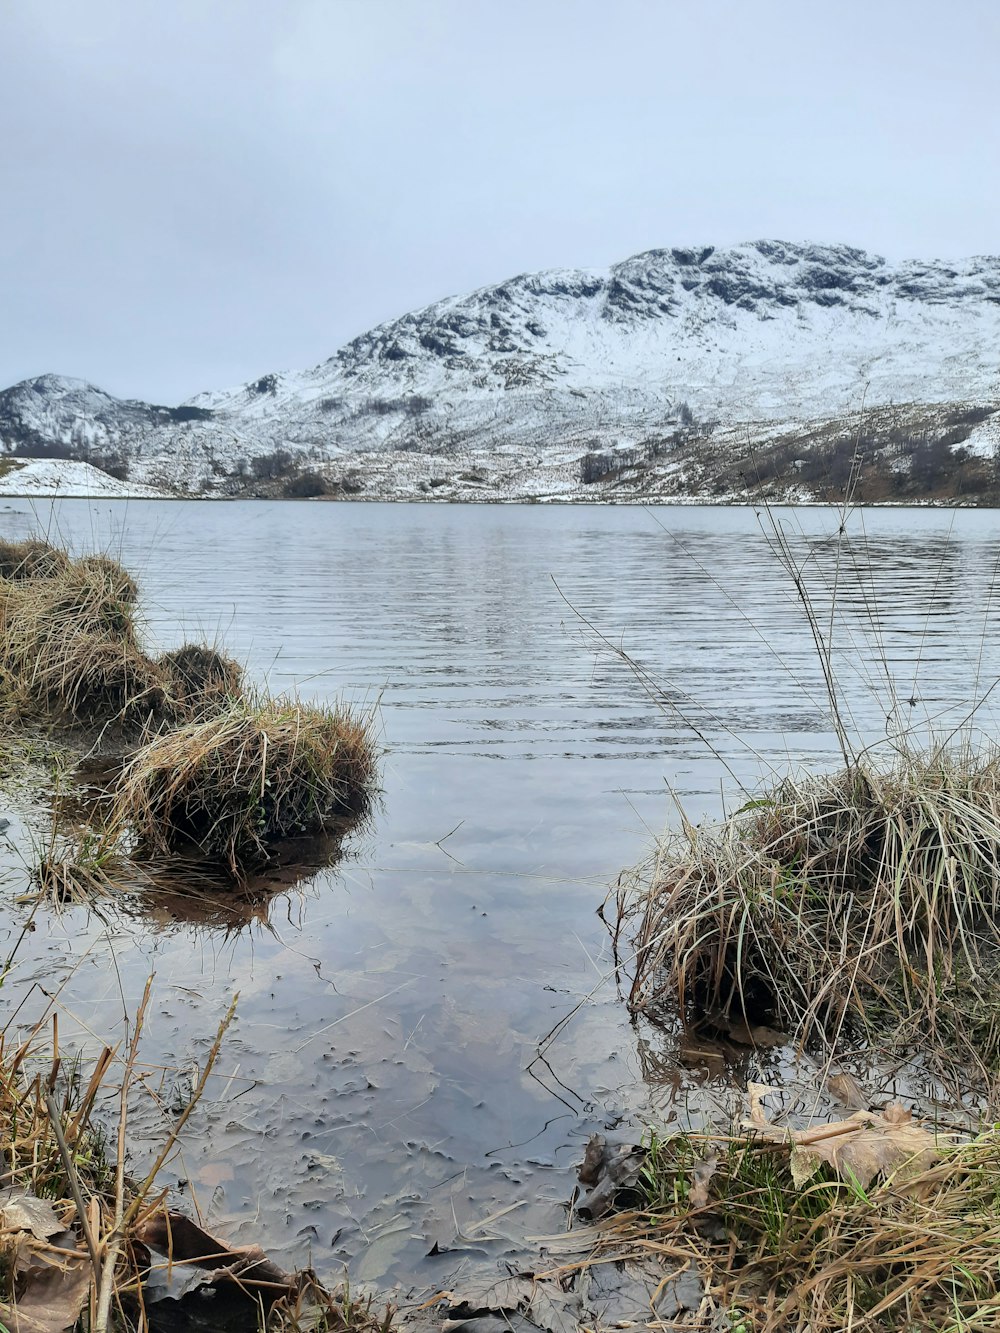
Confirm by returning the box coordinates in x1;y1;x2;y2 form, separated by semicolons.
583;1119;1000;1331
0;547;167;727
0;537;71;580
157;642;244;720
112;696;378;874
625;748;1000;1059
35;829;143;906
74;552;139;604
0;537;379;879
0;544;242;730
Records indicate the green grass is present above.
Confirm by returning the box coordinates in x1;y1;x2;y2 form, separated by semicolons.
593;1123;1000;1331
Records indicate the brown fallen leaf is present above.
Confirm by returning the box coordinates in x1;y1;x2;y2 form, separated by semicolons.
688;1155;719;1210
134;1206;296;1310
0;1190;64;1242
825;1071;868;1111
704;1012;787;1048
442;1274;582;1333
444;1273;531;1317
747;1081;784;1129
578;1134;607;1187
577;1145;646;1219
527;1280;583;1333
0;1235;91;1333
745;1085;939;1191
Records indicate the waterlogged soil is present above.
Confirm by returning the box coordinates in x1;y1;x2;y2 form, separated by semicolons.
2;500;1000;1302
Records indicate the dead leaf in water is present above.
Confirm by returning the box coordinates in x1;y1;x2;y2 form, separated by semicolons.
576;1140;646;1219
578;1134;606;1187
825;1071;868;1111
745;1086;939;1191
440;1274;530;1329
688;1155;719;1210
527;1281;583;1333
134;1207;294;1292
442;1274;582;1333
704;1013;786;1048
747;1081;784;1128
191;1160;234;1190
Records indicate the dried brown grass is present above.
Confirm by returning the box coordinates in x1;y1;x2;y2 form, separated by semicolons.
0;549;166;726
157;642;244;720
0;537;71;580
0;547;248;730
569;1120;1000;1331
623;748;1000;1060
112;695;378;874
74;552;139;604
1;540;379;881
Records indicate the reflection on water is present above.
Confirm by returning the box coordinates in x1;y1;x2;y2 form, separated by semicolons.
116;831;361;930
2;500;1000;1291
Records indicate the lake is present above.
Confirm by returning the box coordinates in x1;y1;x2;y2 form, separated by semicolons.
1;499;999;1294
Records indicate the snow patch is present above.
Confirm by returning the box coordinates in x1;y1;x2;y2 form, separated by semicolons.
0;459;168;498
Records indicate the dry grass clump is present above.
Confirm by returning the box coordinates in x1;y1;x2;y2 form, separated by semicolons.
581;1119;1000;1331
0;548;204;729
35;830;144;906
158;642;244;719
624;748;1000;1057
0;538;379;879
0;537;71;580
75;552;139;603
112;696;378;874
0;545;246;729
0;554;168;726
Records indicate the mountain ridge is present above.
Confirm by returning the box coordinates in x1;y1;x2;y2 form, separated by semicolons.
2;241;999;503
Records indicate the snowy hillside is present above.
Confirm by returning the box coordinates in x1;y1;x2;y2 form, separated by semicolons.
1;242;999;501
0;457;167;498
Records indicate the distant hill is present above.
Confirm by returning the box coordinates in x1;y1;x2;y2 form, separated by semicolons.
2;242;998;502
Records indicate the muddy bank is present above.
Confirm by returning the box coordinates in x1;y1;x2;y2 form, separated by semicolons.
0;1012;394;1333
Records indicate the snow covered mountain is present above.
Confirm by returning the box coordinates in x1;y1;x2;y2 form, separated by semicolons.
2;242;999;502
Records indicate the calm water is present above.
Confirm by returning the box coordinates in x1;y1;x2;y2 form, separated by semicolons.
2;500;1000;1293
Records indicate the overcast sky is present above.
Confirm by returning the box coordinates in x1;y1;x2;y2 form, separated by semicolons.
2;0;997;403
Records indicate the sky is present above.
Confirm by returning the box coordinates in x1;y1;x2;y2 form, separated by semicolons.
1;0;998;403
